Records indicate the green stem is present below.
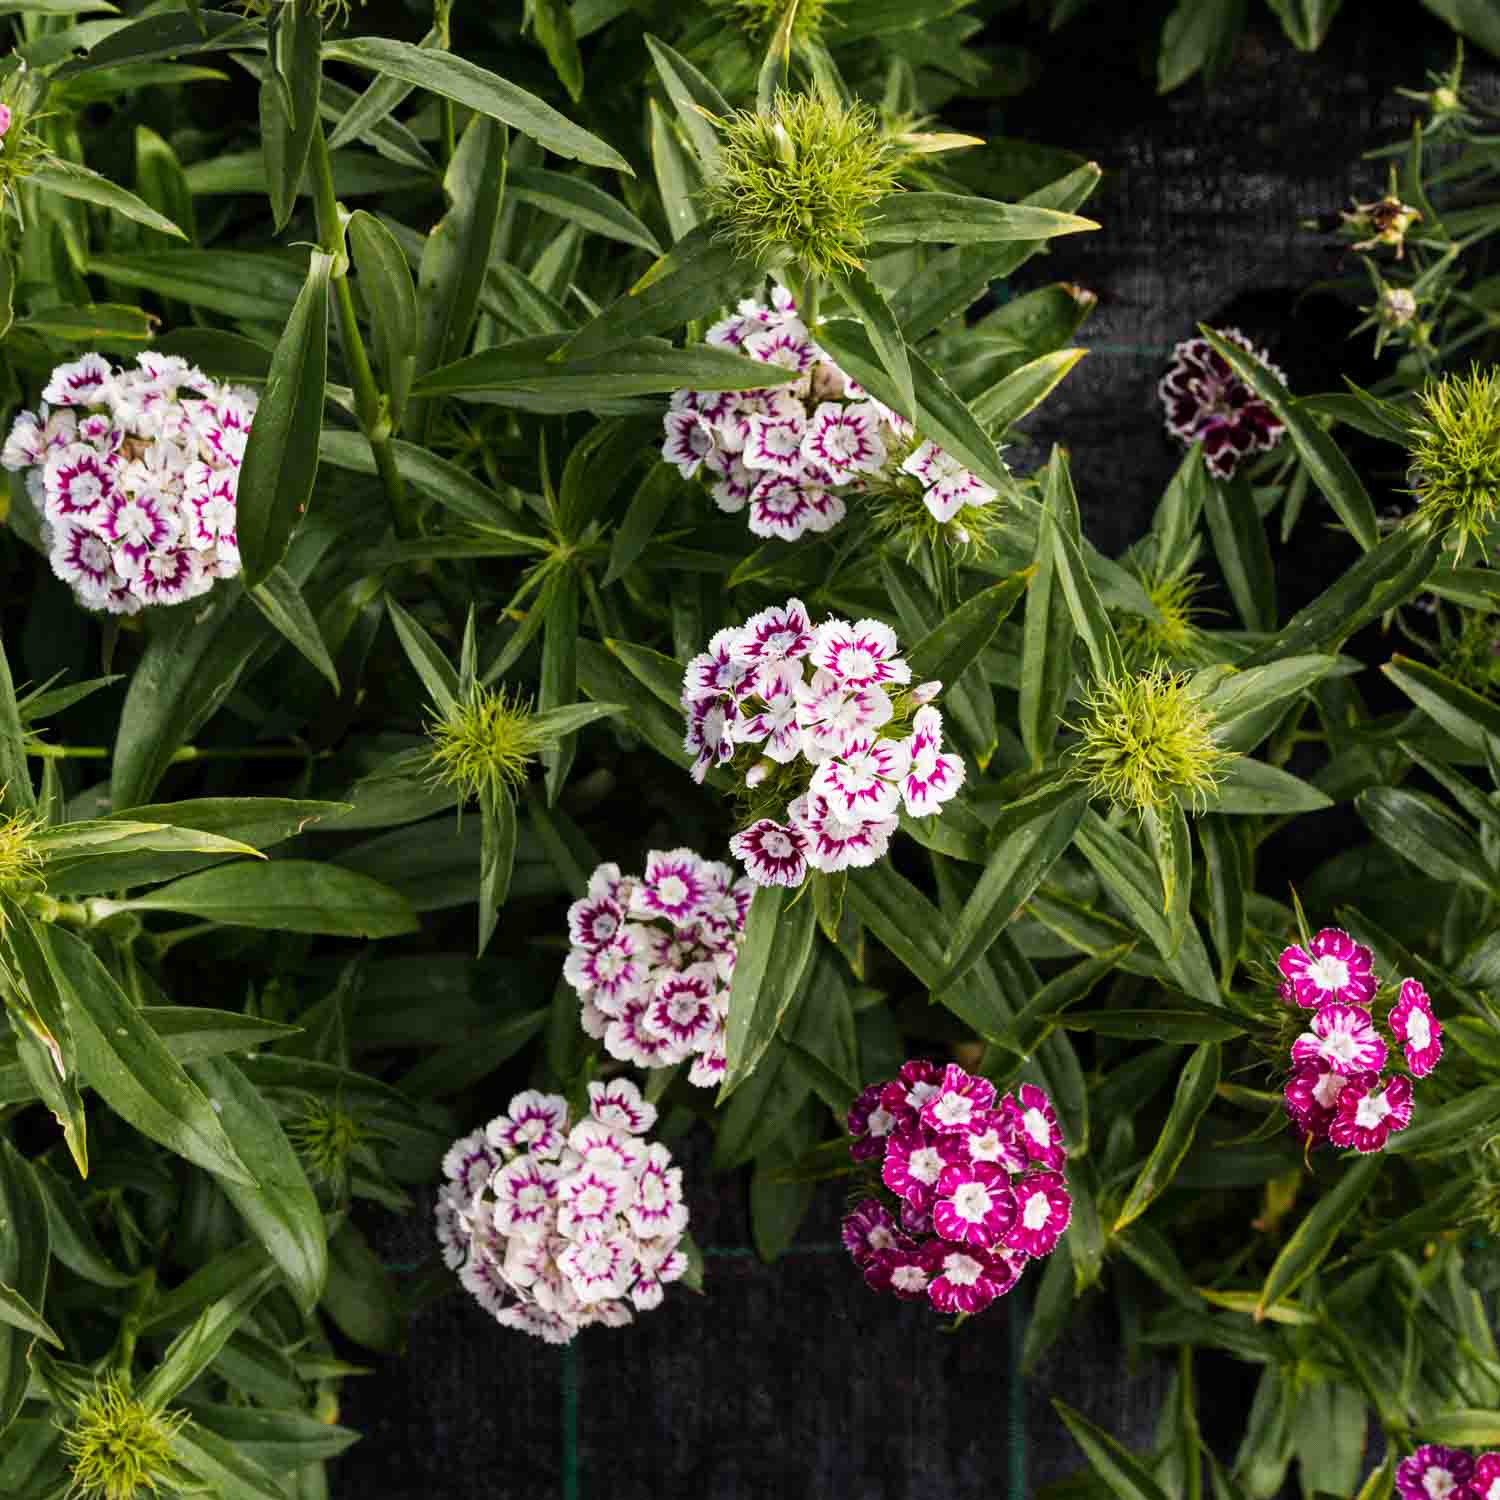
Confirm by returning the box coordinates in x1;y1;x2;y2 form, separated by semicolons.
26;744;318;762
111;1268;157;1378
307;120;419;540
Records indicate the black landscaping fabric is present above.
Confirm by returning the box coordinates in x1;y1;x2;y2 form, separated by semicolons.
334;8;1500;1498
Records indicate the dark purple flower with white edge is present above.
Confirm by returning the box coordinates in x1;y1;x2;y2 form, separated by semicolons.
1472;1453;1500;1500
42;443;113;529
796;668;895;762
567;893;625;952
928;1244;1019;1315
733;660;804;764
865;1241;943;1299
585;1077;657;1138
881;1126;964;1208
1158;328;1286;480
1278;927;1377;1009
41;352;113;408
789;791;898;874
1004;1084;1067;1170
486;1089;569;1159
920;1063;996;1135
1329;1071;1412;1154
729;818;809;888
847;1083;900;1163
737;597;814;667
490;1155;562;1238
1282;1059;1347;1143
1004;1171;1072;1258
810;734;909;818
661;407;717;479
964;1110;1029;1173
441;1127;502;1199
900;706;966;817
800;400;888;480
932;1161;1018;1249
841;1199;913;1267
1397;1446;1475;1500
1389;977;1443;1077
810;617;911;690
1291;1002;1388;1078
900;1198;933;1237
631;848;711;926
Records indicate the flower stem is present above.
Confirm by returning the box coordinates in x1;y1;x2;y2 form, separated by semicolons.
307;119;419;541
26;744;319;763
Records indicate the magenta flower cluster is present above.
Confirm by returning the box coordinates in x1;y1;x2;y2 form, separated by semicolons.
1279;927;1443;1153
679;597;965;887
841;1060;1071;1317
1397;1445;1500;1500
661;285;1000;538
2;352;255;612
564;855;752;1089
434;1080;689;1344
1158;327;1286;480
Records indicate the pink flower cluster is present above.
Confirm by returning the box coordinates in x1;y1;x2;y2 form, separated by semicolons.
1158;327;1286;480
1278;927;1443;1153
564;854;752;1089
1397;1445;1500;1500
2;352;255;613
661;286;1001;539
842;1061;1071;1317
679;597;965;887
434;1079;690;1344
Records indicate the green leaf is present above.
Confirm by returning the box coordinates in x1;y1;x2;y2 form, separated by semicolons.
347;210;418;426
259;1;321;231
47;927;256;1185
970;347;1087;430
604;463;683;586
846;863;947;990
0;633;34;816
1385;1083;1500;1155
1060;1010;1245;1042
1055;1398;1173;1500
836;265;913;419
1020;493;1078;768
236;250;331;587
29;163;188;240
1157;0;1245;92
1200;326;1378;551
988;944;1133;1058
138;1266;277;1409
528;0;583;100
539;570;579;805
86;251;303;322
719;884;818;1100
1256;1155;1382;1317
1203;470;1275;631
322;1220;403;1352
1356;786;1495;894
1383;653;1500;754
247;566;339;693
812;320;1007;491
908;568;1033;688
33;1162;132;1286
184;1056;325;1315
1414;1410;1500;1448
642;33;730;168
108;860;419;937
477;783;516;957
1418;0;1500;58
1043;446;1126;682
0;1141;49;1438
406;113;506;444
1188;655;1342;752
865;191;1097;245
102;798;349;847
938;779;1087;989
1209;758;1333;815
508;167;659;255
384;595;459;716
1199;815;1247;984
1264;0;1343;49
1143;798;1191;956
320;36;628;171
1113;1041;1220;1231
63;9;262;70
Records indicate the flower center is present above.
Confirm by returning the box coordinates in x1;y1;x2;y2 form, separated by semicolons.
909;1147;945;1184
575;1184;609;1216
1354;1090;1391;1130
868;1225;896;1252
656;875;689;909
1023;1107;1051;1148
1307;954;1351;993
891;1264;930;1293
1312;1072;1345;1109
1023;1191;1051;1230
1323;1028;1359;1064
764;831;793;858
1425;1467;1458;1500
1408;1009;1431;1050
867;1107;895;1138
933;1094;974;1127
952;1182;993;1222
942;1252;983;1287
839;646;878;680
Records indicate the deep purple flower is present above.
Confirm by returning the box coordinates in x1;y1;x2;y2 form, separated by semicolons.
1278;926;1377;1009
881;1127;963;1208
841;1199;912;1267
932;1161;1017;1249
1158;327;1286;479
927;1244;1019;1315
1389;977;1443;1077
847;1083;900;1163
1003;1083;1066;1171
1329;1071;1412;1154
1397;1446;1475;1500
1291;1002;1388;1077
1004;1171;1073;1258
1283;1059;1346;1144
920;1063;997;1135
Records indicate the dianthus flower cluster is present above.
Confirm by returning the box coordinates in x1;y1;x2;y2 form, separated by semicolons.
661;285;999;540
1;352;255;612
1158;327;1286;480
563;855;752;1089
434;1080;689;1344
1397;1444;1500;1500
841;1061;1071;1317
1278;927;1443;1153
679;597;965;887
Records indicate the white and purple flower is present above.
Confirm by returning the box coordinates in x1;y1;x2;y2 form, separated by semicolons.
1278;927;1378;1009
1291;1002;1388;1078
1389;977;1443;1077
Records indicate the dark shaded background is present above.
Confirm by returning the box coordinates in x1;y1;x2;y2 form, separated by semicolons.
335;7;1498;1498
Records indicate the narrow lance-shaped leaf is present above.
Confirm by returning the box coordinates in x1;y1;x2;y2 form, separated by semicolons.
1043;446;1126;683
259;0;321;231
247;566;339;693
1113;1041;1220;1232
477;782;516;958
1256;1154;1382;1317
236;249;331;586
864;191;1099;245
348;209;418;426
0;631;35;815
384;594;459;715
0;1141;49;1437
836;265;913;422
29;163;189;241
642;33;730;169
719;884;818;1100
319;36;629;171
1054;1398;1174;1500
1020;492;1076;767
908;568;1034;687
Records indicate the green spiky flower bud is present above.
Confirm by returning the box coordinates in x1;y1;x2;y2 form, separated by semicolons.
1070;668;1232;816
1118;563;1209;669
703;89;904;279
1407;364;1500;561
425;682;548;806
60;1376;190;1500
284;1094;368;1186
710;0;836;41
0;806;44;917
